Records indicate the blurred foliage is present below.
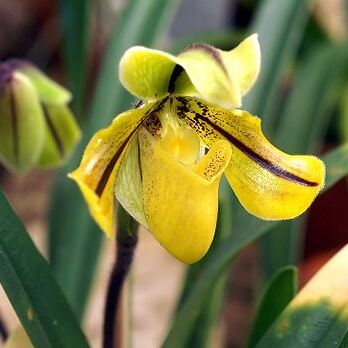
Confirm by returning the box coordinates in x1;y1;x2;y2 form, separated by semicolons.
247;267;297;348
58;0;91;120
261;42;348;282
257;245;348;347
0;190;88;347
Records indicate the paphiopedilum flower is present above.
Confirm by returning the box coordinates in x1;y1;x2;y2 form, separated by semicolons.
70;35;325;264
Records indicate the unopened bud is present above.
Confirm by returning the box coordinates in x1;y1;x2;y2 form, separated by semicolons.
0;59;80;174
0;67;45;173
13;59;71;105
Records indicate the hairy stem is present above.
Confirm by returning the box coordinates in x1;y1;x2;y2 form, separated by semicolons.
103;207;138;348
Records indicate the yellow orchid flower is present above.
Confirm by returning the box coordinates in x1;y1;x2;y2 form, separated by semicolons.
69;34;325;264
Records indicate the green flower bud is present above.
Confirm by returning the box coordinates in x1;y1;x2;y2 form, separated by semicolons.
14;60;71;105
0;59;80;173
0;66;45;173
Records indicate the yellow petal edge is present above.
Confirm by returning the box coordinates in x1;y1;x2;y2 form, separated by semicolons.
139;127;232;263
175;97;325;220
69;102;156;237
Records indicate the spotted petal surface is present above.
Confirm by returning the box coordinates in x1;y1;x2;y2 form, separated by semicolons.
69;101;159;237
175;97;325;220
138;127;231;263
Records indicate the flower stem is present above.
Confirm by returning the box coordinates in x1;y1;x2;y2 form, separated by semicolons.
0;312;8;342
103;206;138;348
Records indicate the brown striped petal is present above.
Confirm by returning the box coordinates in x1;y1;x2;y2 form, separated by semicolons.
175;96;325;220
69;100;161;237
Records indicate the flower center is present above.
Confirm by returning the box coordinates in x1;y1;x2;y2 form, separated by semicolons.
158;112;201;165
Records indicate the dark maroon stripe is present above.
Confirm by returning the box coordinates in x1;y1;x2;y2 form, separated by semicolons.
133;99;144;109
197;113;318;187
137;137;143;181
168;64;184;93
95;97;168;197
175;97;318;187
8;84;19;164
95;130;136;197
42;104;64;157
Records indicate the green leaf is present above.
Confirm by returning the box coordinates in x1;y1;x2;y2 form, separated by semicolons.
345;0;348;29
325;142;348;188
244;0;310;132
338;328;348;347
276;44;347;153
339;84;348;142
260;43;348;281
58;0;91;119
162;143;348;348
247;267;298;348
256;245;348;347
49;0;183;320
0;190;89;348
259;221;302;282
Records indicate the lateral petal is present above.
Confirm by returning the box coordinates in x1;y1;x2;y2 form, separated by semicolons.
69;101;157;237
175;97;325;220
138;127;231;264
119;34;260;109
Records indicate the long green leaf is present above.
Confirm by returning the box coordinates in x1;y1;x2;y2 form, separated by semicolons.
247;267;298;348
0;190;89;347
256;245;348;347
58;0;91;119
244;0;310;132
259;221;302;282
49;0;183;320
276;45;347;152
338;328;348;347
260;43;348;281
162;143;348;347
